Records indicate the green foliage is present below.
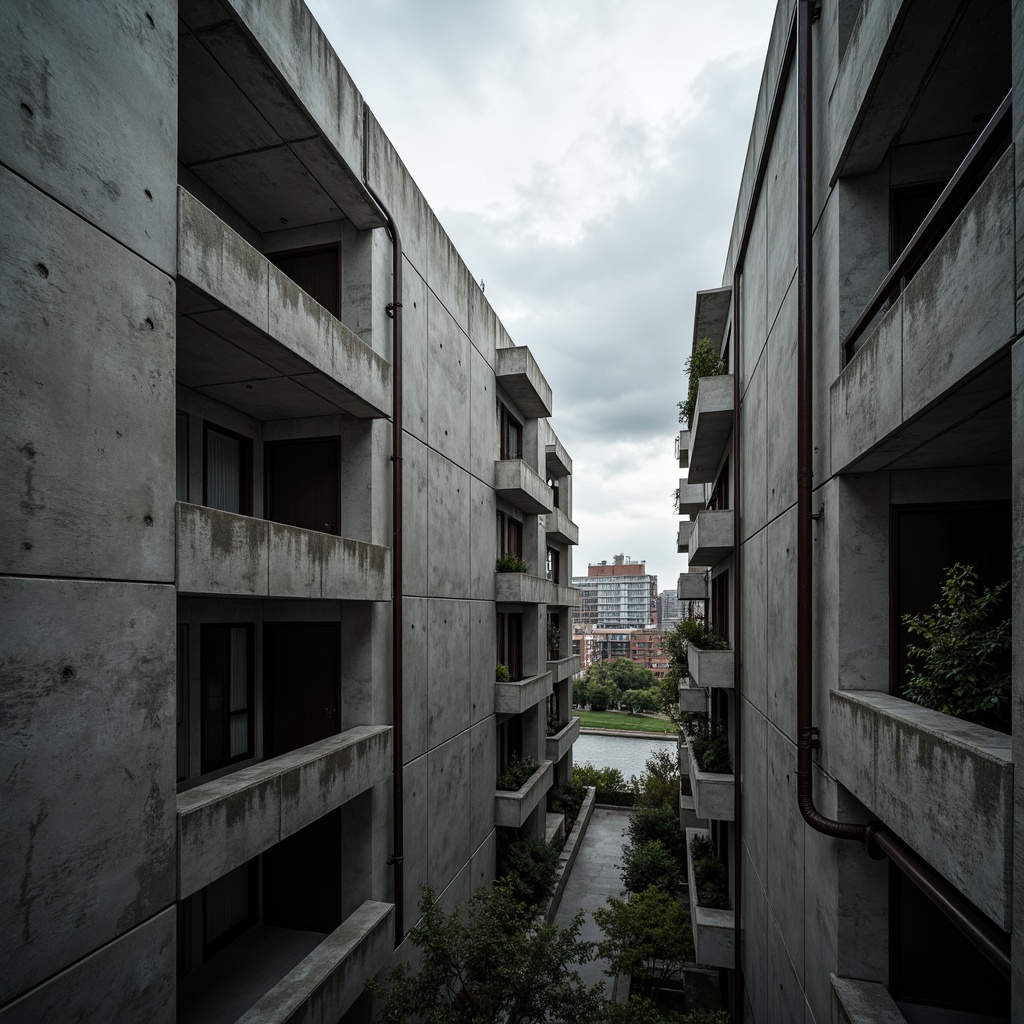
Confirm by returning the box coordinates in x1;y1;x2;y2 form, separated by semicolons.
659;618;728;696
594;789;636;807
588;658;659;695
496;552;529;573
547;718;569;736
685;714;731;775
654;670;684;729
495;662;510;683
631;748;680;811
496;754;539;791
589;683;614;712
620;839;683;895
679;337;727;429
547;623;562;656
600;998;670;1024
689;834;730;911
677;1012;733;1024
369;885;608;1023
549;780;585;833
625;807;686;865
594;886;694;996
574;761;627;793
902;563;1011;733
620;687;658;715
496;831;560;910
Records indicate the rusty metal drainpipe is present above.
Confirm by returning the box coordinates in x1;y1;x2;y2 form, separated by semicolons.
792;0;1010;977
363;107;405;948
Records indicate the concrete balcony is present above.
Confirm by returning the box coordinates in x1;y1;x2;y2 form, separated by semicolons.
177;188;391;420
687;375;733;485
494;459;553;515
495;345;552;418
676;429;690;469
831;690;1012;928
232;901;393;1024
678;735;690;774
177;725;391;898
687;509;733;568
546;716;581;764
677;520;693;555
830;150;1014;474
676;481;706;517
547;655;580;684
688;646;734;689
495;571;579;607
495;671;552;715
545;436;572;479
677;571;708;601
545;507;579;546
679;680;707;715
830;975;907;1024
686;828;734;969
176;503;390;601
495;760;554;828
685;732;734;821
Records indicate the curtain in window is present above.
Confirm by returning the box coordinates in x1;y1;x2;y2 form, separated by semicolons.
207;429;242;513
229;627;249;757
205;863;251;945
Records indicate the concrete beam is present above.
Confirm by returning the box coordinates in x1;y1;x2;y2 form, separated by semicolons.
495;346;553;419
688;375;734;485
494;459;554;515
177;725;392;898
831;690;1012;928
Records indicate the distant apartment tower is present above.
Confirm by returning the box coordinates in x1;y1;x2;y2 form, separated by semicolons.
572;554;657;629
657;588;684;628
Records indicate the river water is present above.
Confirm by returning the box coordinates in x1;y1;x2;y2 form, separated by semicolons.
573;731;675;780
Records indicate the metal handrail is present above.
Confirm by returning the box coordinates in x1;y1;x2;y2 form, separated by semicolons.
840;91;1011;366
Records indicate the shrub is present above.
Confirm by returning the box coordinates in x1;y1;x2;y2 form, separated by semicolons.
496;754;539;791
495;552;529;573
631;748;680;811
547;718;569;736
678;337;727;429
549;780;585;833
689;833;730;911
596;789;636;807
685;714;732;775
496;831;560;910
620;688;658;715
574;761;627;792
902;562;1011;733
625;807;685;866
621;839;683;895
496;662;510;682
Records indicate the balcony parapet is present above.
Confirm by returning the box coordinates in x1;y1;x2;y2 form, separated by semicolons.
177;188;391;419
545;507;579;546
177;725;391;898
831;690;1012;928
676;481;706;517
684;731;734;821
495;345;552;418
687;509;734;568
688;646;734;689
677;571;707;601
176;502;390;601
495;571;579;607
677;520;693;555
494;459;553;515
687;375;733;485
547;655;580;684
545;437;572;479
546;716;581;763
685;828;735;969
234;901;393;1024
676;429;690;469
679;680;707;715
829;975;907;1024
495;671;552;715
495;760;554;828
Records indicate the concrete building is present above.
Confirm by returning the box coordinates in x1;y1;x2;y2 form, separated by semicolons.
676;1;1019;1020
0;2;579;1020
657;587;685;629
572;555;658;629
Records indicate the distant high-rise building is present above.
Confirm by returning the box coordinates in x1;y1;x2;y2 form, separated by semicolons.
657;588;684;628
572;554;657;629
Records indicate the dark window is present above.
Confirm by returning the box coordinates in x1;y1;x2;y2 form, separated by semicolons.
200;624;254;773
176;625;188;783
711;574;729;643
549;478;560;509
497;716;523;774
711;458;730;510
265;437;340;534
176;411;189;502
204;424;252;515
546;547;560;584
203;860;258;957
890;182;947;269
268;244;341;318
499;403;522;460
498;512;523;557
497;612;524;681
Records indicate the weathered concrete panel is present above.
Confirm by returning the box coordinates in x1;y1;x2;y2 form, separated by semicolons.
830;975;906;1024
765;73;797;330
766;283;798;520
495;346;553;419
741;701;768;889
176;503;267;596
400;754;429;935
427;293;471;465
469;477;496;602
740;351;767;542
469;721;497;853
469;601;496;725
0;0;177;273
427;452;471;597
234;901;394;1024
425;209;470;335
426;599;472;749
831;690;1013;928
0;909;175;1024
428;733;471;892
469;344;497;482
1;168;175;582
401;598;429;763
402;436;430;596
401;267;430;441
0;579;176;1004
740;529;767;716
766;507;797;742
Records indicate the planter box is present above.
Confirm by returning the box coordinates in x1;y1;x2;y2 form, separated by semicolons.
685;733;734;821
678;680;707;715
547;655;580;684
831;690;1012;928
495;760;554;828
677;571;707;601
546;716;581;763
676;429;690;469
685;828;734;969
688;646;734;689
495;671;552;715
688;375;733;484
495;571;578;607
676;481;705;517
677;520;693;554
687;509;733;568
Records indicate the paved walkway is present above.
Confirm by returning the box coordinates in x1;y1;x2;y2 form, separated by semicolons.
553;807;632;996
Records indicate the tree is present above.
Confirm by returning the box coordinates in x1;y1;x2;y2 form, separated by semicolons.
630;748;679;811
620;840;683;895
589;683;614;712
574;761;627;793
654;671;683;728
370;885;609;1024
602;658;658;695
496;831;559;910
594;886;694;998
620;688;657;715
624;806;686;865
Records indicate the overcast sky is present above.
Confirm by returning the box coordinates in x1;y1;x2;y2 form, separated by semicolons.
310;0;778;593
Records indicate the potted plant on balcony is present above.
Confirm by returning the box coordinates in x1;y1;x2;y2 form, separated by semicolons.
496;552;529;573
496;663;510;683
547;623;561;661
902;563;1011;733
496;754;539;791
678;336;726;430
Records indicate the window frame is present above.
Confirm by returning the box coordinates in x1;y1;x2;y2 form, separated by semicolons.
200;623;256;775
203;422;253;516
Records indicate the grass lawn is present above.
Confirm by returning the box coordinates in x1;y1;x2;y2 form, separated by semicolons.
575;710;675;734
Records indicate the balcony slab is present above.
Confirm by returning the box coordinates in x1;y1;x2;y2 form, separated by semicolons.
495;671;552;715
688;375;733;484
495;345;552;418
494;459;553;515
546;507;579;546
547;655;581;684
676;481;706;517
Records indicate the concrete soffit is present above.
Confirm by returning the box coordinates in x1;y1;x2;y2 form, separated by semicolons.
692;287;733;356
